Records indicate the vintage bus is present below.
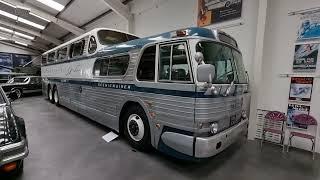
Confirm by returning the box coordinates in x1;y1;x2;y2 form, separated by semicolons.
41;27;250;160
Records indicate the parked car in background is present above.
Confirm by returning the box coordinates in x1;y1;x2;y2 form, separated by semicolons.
1;76;42;98
0;72;27;84
0;89;28;176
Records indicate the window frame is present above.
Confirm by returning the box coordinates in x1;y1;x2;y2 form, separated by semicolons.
157;41;193;84
47;51;56;63
136;45;157;82
70;39;86;58
57;46;68;61
92;53;130;78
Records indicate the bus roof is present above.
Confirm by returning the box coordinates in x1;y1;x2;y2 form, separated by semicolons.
97;27;237;56
42;28;139;55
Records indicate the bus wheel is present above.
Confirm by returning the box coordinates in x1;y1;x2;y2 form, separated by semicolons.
53;87;59;106
48;86;54;103
123;106;151;151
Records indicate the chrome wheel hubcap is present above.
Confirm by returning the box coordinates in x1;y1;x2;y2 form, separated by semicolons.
127;114;144;141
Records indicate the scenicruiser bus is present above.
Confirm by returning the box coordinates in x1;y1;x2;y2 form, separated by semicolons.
41;27;250;160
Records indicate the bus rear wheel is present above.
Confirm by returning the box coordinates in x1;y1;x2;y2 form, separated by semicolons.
123;106;151;151
48;86;54;103
53;87;59;106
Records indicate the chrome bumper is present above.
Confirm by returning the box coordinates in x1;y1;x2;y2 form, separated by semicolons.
160;119;248;159
0;138;28;166
195;119;248;158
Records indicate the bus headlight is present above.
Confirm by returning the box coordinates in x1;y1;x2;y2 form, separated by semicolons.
210;122;218;134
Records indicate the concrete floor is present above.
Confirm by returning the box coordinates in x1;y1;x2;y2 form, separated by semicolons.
3;95;320;180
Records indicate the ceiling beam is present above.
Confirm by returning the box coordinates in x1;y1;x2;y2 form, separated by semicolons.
6;0;85;36
0;32;48;50
0;40;41;54
0;19;62;45
103;0;132;21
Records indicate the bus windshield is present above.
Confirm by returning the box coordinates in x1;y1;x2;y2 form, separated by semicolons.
97;30;139;45
196;41;247;84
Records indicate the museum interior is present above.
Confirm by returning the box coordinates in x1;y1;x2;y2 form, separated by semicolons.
0;0;319;179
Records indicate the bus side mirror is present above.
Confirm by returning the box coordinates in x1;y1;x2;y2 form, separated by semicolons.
197;64;215;83
194;52;204;64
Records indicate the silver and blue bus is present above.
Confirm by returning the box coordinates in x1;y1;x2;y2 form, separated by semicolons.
41;27;250;160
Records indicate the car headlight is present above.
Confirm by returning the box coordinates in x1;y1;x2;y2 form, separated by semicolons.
210;122;218;134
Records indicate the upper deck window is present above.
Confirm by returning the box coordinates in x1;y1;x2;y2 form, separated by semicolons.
93;55;130;76
97;30;138;45
41;55;47;64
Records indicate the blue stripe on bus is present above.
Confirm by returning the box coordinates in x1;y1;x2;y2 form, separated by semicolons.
48;78;247;98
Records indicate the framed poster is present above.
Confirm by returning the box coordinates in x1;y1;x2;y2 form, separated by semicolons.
297;12;320;41
287;104;310;129
293;43;319;72
289;77;313;102
197;0;242;27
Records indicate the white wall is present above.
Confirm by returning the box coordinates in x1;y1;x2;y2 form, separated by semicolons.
259;0;320;152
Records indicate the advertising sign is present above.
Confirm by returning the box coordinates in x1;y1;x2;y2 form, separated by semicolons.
287;104;310;129
297;12;320;41
293;43;319;71
197;0;242;27
289;77;313;102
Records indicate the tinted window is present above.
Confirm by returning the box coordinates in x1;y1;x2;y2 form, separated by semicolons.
70;40;85;58
57;47;67;60
42;55;47;64
97;30;139;45
137;46;156;81
88;36;97;54
48;52;56;62
93;55;130;76
159;43;191;82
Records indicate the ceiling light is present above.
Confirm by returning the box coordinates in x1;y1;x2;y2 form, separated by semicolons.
14;32;34;40
36;0;64;11
17;17;45;29
0;36;7;40
29;12;50;22
0;26;13;33
0;10;45;30
15;41;28;46
0;0;15;8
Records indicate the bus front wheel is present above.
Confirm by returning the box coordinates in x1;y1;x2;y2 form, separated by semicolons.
123;106;151;151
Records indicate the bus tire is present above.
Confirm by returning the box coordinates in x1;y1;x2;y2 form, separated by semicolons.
123;105;151;151
48;86;54;103
53;86;59;106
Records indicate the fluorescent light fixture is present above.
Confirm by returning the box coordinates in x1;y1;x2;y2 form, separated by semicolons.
0;26;13;33
0;26;35;40
15;41;28;46
29;12;50;22
36;0;64;11
0;36;7;40
14;32;34;40
0;10;45;30
0;0;15;8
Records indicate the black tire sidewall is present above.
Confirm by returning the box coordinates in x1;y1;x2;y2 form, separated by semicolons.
123;106;151;151
53;87;59;106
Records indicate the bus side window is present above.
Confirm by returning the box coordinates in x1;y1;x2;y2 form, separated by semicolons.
93;55;129;76
71;39;85;58
159;43;191;82
137;46;156;81
48;52;56;62
42;55;47;64
88;36;97;54
57;47;68;60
